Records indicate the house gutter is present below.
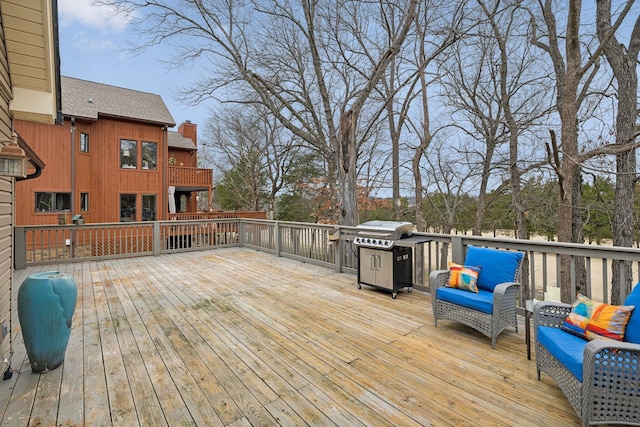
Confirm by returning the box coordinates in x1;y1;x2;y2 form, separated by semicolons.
51;0;63;125
15;133;46;182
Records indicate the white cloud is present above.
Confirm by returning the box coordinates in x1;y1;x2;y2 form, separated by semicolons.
71;32;118;54
58;0;131;32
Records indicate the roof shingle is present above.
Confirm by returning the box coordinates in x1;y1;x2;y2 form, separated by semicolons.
168;131;196;150
61;76;175;126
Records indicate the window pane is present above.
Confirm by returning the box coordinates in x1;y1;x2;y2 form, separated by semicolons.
56;193;71;211
141;142;157;170
35;192;54;212
80;133;89;153
142;194;156;221
80;193;89;211
120;139;137;168
120;194;137;222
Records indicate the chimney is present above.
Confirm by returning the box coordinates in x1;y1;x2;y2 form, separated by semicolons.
178;120;197;146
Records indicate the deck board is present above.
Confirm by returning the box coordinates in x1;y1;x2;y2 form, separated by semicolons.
2;248;582;426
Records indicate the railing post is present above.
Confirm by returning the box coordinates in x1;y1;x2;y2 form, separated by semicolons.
153;222;161;256
451;236;464;264
334;228;342;273
275;221;281;257
14;226;26;270
238;219;245;246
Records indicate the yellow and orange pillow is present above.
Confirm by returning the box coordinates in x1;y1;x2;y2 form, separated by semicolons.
562;294;635;341
446;263;481;293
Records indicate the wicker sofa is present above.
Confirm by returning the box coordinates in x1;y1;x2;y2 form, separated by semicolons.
430;246;524;348
534;284;640;427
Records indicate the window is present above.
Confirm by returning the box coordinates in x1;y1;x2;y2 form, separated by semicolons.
142;194;156;221
120;139;137;169
120;194;136;222
80;193;89;212
35;192;71;212
80;133;89;153
141;142;157;170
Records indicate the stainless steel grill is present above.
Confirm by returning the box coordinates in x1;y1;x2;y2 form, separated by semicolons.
354;220;416;299
353;220;413;249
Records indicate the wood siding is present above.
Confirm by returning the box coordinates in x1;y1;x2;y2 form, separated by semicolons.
168;148;195;168
0;13;12;361
2;0;51;91
15;117;169;224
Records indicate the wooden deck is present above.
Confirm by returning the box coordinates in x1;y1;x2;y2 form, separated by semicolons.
0;247;581;426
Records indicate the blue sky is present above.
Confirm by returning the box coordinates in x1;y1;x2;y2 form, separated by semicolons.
57;0;212;132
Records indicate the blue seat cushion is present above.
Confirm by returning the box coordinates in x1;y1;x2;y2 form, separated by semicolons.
624;284;640;344
537;326;587;382
464;246;524;292
436;286;493;314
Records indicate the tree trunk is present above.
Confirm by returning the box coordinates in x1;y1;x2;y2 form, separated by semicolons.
596;0;639;303
552;0;584;303
338;110;359;226
413;59;433;233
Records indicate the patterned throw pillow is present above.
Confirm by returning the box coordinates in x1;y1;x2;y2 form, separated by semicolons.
561;294;635;341
446;263;481;293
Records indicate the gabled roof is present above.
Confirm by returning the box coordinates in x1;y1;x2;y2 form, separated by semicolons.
168;130;196;150
61;76;175;126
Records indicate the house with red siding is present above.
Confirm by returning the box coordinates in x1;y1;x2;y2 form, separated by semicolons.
15;76;213;225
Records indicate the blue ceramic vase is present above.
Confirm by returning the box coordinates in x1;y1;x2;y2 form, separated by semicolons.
17;271;77;373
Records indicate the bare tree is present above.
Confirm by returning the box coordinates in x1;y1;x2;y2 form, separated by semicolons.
476;0;550;239
409;3;464;231
332;1;418;225
439;26;508;236
104;0;417;226
531;0;638;301
204;105;312;215
475;0;556;295
596;0;640;304
423;141;476;266
204;108;268;211
367;1;463;224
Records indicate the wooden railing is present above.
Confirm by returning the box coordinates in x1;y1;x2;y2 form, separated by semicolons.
14;219;640;304
171;211;266;221
168;165;212;188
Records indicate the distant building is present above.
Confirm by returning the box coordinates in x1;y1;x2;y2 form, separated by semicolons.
15;76;213;225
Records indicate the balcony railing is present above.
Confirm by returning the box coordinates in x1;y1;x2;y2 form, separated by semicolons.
168;165;212;188
171;211;267;221
14;219;640;304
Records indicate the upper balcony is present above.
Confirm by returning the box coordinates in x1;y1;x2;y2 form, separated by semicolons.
168;165;213;190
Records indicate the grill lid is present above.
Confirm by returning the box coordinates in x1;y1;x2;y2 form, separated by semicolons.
354;220;413;248
356;220;413;237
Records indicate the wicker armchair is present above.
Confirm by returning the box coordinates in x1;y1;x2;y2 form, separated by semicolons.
430;246;524;348
534;285;640;427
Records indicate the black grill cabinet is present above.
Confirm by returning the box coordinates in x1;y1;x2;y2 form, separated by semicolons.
357;245;413;299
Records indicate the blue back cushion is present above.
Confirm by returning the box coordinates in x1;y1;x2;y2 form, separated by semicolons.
623;283;640;344
464;246;524;292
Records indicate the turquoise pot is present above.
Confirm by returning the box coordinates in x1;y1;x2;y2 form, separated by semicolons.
17;271;77;373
